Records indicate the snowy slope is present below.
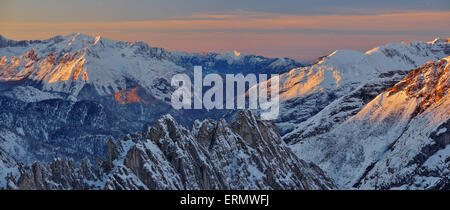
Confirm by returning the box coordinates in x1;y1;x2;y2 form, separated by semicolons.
290;57;450;189
278;38;449;100
252;38;449;134
283;70;409;144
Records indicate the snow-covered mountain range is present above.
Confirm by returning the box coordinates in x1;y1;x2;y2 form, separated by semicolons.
0;34;449;190
0;33;302;101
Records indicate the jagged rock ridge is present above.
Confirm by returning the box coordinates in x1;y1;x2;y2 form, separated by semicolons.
3;110;335;190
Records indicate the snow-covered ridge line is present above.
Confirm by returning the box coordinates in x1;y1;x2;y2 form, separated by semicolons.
278;37;449;100
253;36;449;135
0;33;303;103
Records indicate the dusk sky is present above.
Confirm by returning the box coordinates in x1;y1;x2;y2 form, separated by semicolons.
1;0;449;61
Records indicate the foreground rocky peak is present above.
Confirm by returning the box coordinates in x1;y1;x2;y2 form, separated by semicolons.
3;110;335;190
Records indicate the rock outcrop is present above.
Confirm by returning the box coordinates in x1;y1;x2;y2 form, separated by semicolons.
3;110;335;190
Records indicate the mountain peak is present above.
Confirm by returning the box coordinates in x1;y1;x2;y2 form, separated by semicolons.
233;50;241;56
428;37;450;44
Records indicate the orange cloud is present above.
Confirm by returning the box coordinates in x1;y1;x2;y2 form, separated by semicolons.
1;10;448;60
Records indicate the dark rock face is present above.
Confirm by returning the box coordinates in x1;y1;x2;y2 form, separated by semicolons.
3;110;335;190
6;158;103;190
